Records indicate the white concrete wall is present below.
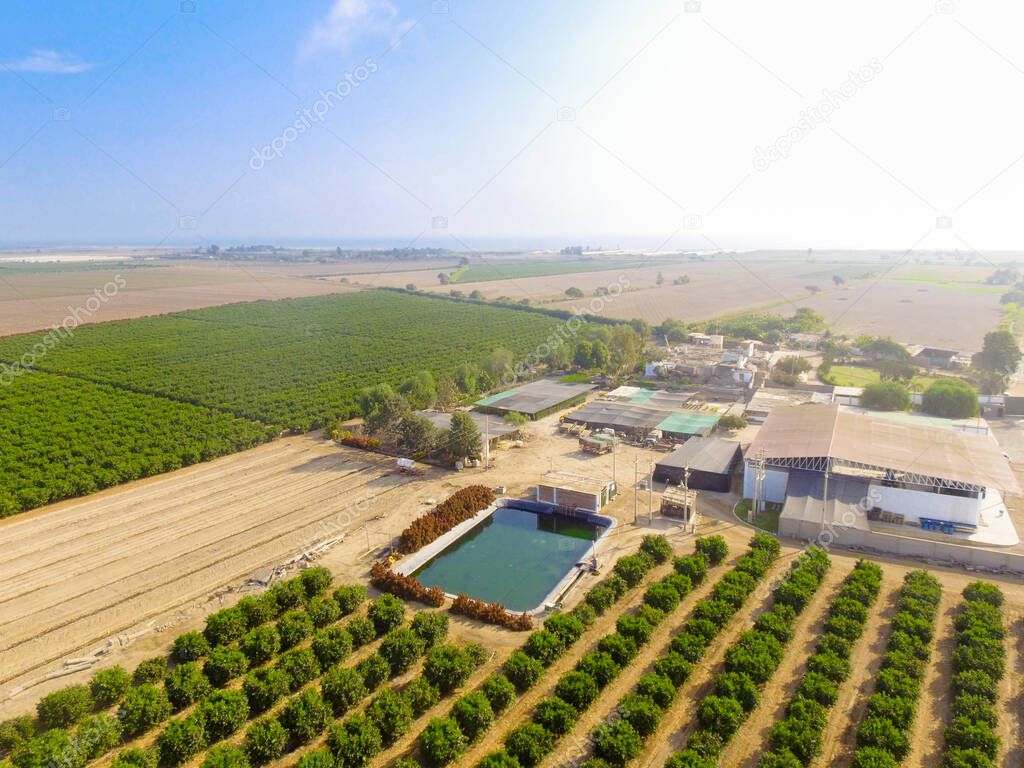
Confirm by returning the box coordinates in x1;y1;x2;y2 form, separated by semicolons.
870;483;982;526
780;518;1024;574
742;463;789;503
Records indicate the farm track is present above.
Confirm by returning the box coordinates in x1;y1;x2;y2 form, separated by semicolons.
1002;616;1024;768
539;546;737;768
815;574;902;768
905;592;956;768
0;438;411;689
633;553;796;768
456;560;681;768
720;564;849;768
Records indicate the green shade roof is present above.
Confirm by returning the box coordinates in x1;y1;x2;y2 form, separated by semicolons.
629;388;656;404
656;412;721;435
475;389;518;406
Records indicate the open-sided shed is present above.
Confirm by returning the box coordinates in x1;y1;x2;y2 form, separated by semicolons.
475;380;595;420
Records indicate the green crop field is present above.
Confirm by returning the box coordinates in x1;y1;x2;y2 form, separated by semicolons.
0;291;568;516
448;258;659;283
826;364;942;391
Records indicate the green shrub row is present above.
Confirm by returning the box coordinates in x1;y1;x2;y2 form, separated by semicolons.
310;639;486;768
384;537;679;768
848;570;941;768
757;560;883;767
939;581;1006;768
584;537;785;768
489;539;721;768
147;595;411;768
2;572;364;768
667;544;830;767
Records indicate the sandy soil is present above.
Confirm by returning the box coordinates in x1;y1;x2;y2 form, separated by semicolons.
794;280;1001;352
351;257;1002;352
540;520;738;768
904;593;956;768
629;554;795;768
816;573;902;768
718;565;849;768
1003;618;1024;768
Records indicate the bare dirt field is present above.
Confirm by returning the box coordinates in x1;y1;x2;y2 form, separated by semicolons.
793;279;1003;351
349;256;1002;351
0;263;364;337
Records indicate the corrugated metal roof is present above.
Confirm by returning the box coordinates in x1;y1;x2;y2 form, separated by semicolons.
656;438;741;474
748;403;1021;494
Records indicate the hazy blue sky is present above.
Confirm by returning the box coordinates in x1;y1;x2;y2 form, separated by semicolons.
2;1;1024;251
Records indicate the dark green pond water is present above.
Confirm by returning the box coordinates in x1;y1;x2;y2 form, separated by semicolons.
413;504;604;612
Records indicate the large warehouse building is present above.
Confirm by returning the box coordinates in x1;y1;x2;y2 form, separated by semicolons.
745;404;1021;545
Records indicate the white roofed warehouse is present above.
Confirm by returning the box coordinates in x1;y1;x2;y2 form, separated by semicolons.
744;403;1021;548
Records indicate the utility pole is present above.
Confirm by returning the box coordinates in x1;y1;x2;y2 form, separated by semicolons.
612;433;617;488
648;460;654;525
483;414;490;469
821;463;831;536
750;449;766;523
633;456;639;524
683;466;692;527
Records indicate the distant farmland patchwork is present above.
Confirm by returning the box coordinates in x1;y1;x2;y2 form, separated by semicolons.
0;291;566;516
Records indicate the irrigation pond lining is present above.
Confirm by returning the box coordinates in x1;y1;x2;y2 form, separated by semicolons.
398;499;613;613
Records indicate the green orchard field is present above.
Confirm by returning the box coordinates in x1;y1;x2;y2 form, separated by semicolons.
0;291;566;517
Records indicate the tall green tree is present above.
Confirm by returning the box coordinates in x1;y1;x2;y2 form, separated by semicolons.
482;348;515;382
446;412;482;461
358;385;410;436
922;379;979;418
399;371;436;410
399;414;439;454
973;330;1021;373
861;381;911;411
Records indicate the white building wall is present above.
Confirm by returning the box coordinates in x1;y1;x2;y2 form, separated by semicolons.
869;483;987;527
742;462;789;503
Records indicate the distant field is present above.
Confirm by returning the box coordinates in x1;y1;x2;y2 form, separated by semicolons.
0;291;567;516
448;258;658;283
0;262;358;336
0;261;152;274
826;364;944;391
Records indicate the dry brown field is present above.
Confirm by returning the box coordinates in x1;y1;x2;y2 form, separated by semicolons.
349;256;1002;350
